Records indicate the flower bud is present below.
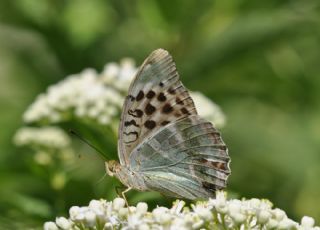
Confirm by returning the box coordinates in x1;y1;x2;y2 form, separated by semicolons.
44;222;58;230
301;216;315;228
55;217;71;229
113;198;125;210
136;202;148;214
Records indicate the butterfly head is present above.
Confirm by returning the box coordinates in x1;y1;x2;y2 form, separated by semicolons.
105;160;121;177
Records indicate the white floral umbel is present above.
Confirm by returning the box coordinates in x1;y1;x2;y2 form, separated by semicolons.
14;126;74;165
23;59;137;126
44;191;319;230
14;126;71;149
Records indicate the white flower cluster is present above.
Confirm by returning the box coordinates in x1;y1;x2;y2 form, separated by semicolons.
101;58;137;92
23;59;137;125
14;126;71;149
191;92;226;128
44;192;318;230
14;126;74;166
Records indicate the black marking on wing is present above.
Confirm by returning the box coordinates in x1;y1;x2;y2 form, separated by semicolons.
145;103;156;115
136;91;144;101
162;103;173;114
157;92;167;102
161;120;170;126
128;109;143;118
128;95;135;101
124;120;139;127
168;87;176;94
175;97;183;105
144;120;156;129
146;90;156;99
181;107;190;115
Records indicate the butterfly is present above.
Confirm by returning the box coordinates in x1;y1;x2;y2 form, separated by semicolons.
106;49;231;200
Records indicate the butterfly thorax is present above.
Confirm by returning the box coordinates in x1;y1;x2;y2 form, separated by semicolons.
105;160;147;191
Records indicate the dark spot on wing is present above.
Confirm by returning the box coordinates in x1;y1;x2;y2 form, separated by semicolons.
128;109;143;118
176;97;183;105
159;82;164;87
168;87;176;94
162;103;173;114
144;120;156;129
198;158;208;164
124;120;139;127
202;181;216;192
174;112;181;117
161;121;170;126
128;95;135;101
199;158;227;171
146;90;156;99
157;92;166;102
181;107;190;115
218;145;227;151
208;133;222;144
145;103;156;115
136;91;144;101
211;162;227;170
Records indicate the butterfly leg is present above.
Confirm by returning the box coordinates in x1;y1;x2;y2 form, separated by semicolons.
115;186;132;208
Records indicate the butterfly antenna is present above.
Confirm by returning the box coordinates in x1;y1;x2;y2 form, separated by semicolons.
69;129;110;161
95;172;107;186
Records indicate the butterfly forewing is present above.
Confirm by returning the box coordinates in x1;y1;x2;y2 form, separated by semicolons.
119;49;197;165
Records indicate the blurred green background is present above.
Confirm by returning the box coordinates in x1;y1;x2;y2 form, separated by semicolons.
1;0;320;228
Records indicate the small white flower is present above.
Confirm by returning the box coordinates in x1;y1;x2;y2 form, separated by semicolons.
139;223;150;230
136;202;148;214
127;213;143;228
257;210;271;224
301;216;315;228
74;212;85;222
230;212;246;224
44;221;59;230
228;200;242;214
192;219;204;229
89;200;103;211
113;198;126;210
278;218;298;229
55;217;71;229
266;218;279;229
153;207;171;224
118;207;129;218
210;191;228;214
104;222;113;230
273;208;286;221
84;210;96;227
69;206;80;220
159;212;172;224
192;204;212;221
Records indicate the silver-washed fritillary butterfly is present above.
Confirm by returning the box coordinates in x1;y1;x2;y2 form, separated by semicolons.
106;49;231;200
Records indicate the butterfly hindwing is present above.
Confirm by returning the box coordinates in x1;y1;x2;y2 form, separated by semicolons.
119;49;197;165
128;115;231;199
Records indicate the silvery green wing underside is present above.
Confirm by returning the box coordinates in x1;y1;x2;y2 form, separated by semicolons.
118;49;197;165
129;115;231;200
